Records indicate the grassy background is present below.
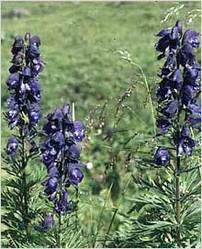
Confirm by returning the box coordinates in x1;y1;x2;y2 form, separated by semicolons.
2;1;200;126
1;1;201;246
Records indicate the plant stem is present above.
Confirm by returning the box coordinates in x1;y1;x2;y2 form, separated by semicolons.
175;78;181;246
57;213;62;248
92;184;113;247
176;155;181;246
130;61;156;135
103;174;132;247
103;208;118;247
75;187;79;231
56;161;63;248
21;131;29;238
175;54;181;246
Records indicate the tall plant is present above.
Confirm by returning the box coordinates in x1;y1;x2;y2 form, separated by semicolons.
2;33;44;247
111;21;201;248
154;20;200;246
40;104;86;247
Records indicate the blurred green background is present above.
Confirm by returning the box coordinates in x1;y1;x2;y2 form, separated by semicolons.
1;1;201;246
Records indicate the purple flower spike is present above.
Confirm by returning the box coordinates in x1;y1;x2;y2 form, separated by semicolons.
41;104;85;219
6;33;43;133
155;21;200;165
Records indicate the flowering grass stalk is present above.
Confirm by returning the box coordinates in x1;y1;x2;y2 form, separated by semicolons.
2;33;44;246
154;20;200;246
41;104;85;247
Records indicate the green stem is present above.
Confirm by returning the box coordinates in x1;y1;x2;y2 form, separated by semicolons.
92;184;113;247
21;131;29;238
58;213;62;248
176;156;181;246
175;81;181;246
75;187;79;231
56;161;63;248
130;61;156;135
103;208;118;247
103;174;132;247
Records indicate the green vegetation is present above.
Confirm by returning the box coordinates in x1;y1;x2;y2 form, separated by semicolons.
1;1;201;247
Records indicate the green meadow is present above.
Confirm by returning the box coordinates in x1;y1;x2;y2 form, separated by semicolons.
1;1;201;247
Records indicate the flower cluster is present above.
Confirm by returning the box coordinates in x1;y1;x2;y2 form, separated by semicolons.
154;21;201;166
41;104;85;229
6;33;43;135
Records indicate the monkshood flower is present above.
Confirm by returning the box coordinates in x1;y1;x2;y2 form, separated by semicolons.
42;213;54;232
55;190;69;215
68;163;84;185
187;117;201;131
154;21;201;165
177;127;195;156
155;20;182;58
4;33;44;242
7;137;19;155
154;147;170;166
41;104;85;230
156;118;171;134
5;33;43;135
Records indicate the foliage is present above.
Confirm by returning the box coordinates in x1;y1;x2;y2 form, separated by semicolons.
110;156;201;248
1;2;201;248
109;19;201;248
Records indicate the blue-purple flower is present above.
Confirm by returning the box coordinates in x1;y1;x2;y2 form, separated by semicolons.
44;177;58;196
182;29;200;48
73;121;86;142
41;104;85;218
7;137;19;155
68;163;84;185
6;73;20;90
68;144;81;160
156;118;171;134
154;21;200;165
6;33;43;134
154;147;170;166
156;80;173;102
11;35;24;55
42;213;54;232
55;190;69;215
161;100;178;118
155;20;182;57
177;127;196;156
187;117;201;131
